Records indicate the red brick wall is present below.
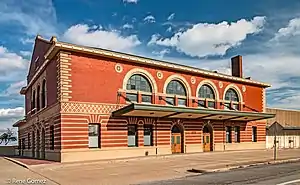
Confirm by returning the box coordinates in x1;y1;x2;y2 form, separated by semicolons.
46;58;58;106
59;114;266;150
69;52;264;112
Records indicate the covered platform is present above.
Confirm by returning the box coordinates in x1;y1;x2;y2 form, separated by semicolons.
113;103;276;121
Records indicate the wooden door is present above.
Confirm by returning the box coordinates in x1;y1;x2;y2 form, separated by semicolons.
203;133;211;152
171;133;181;153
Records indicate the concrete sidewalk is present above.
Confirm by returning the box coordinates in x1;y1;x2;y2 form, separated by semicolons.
26;149;300;185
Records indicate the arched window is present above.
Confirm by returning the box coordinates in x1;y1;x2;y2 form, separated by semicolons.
41;79;46;108
126;74;152;103
198;84;216;108
166;80;187;106
224;88;240;110
37;85;40;111
32;90;36;114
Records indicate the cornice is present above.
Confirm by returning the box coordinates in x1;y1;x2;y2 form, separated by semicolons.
23;36;271;93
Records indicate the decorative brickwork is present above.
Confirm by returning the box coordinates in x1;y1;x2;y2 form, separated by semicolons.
88;114;102;123
128;117;138;124
144;118;155;125
61;101;123;114
57;51;72;101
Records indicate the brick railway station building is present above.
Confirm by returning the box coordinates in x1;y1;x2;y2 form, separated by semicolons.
13;35;275;162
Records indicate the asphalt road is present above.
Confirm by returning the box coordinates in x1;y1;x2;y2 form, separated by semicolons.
141;161;300;185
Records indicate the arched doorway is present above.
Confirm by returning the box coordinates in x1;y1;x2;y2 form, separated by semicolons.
203;124;213;152
171;124;183;153
41;128;45;159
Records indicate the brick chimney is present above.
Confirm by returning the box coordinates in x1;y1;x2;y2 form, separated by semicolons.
231;55;243;78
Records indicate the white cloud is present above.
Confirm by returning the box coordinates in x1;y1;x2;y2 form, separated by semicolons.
273;17;300;39
0;107;24;118
148;16;266;58
20;51;31;57
62;24;141;52
152;49;170;58
166;26;172;32
122;23;134;29
167;13;175;21
144;15;156;23
123;0;138;3
0;46;29;80
0;107;24;133
0;80;26;97
20;38;35;45
0;0;58;37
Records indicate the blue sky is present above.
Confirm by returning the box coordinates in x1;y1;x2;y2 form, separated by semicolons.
1;0;300;134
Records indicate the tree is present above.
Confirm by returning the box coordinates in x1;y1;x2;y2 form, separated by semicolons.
0;128;17;145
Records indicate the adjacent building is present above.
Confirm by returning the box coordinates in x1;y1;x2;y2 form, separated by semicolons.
13;35;275;162
266;108;300;149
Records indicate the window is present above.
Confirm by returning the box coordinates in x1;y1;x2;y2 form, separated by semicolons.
224;103;231;110
198;100;205;108
50;125;54;150
37;85;40;111
225;89;239;102
198;85;216;108
128;125;138;147
207;101;215;108
234;126;240;143
178;98;187;106
232;104;239;110
224;88;240;110
126;74;152;103
141;95;152;103
32;90;36;113
166;80;186;96
199;85;215;99
41;79;46;108
144;125;153;146
166;97;175;105
166;80;187;106
226;126;232;143
88;124;100;148
27;133;30;149
252;126;257;142
126;93;138;102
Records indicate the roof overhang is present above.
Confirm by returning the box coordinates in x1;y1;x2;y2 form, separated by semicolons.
283;126;300;130
20;86;27;95
13;119;26;127
112;104;276;121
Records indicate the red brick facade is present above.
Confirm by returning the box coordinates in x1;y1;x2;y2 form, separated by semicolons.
14;36;272;162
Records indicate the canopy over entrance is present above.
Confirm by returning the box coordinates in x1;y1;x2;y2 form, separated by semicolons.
113;104;275;121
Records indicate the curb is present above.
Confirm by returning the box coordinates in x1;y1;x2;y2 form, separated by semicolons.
4;157;29;169
188;158;300;174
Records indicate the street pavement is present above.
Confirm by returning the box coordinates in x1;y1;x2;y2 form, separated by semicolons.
141;161;300;185
0;157;58;185
0;149;300;185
